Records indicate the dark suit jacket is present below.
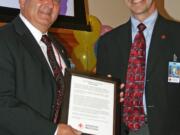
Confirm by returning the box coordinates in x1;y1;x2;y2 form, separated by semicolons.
96;15;180;135
0;16;70;135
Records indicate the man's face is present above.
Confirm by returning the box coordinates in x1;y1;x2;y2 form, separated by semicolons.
124;0;155;21
19;0;60;32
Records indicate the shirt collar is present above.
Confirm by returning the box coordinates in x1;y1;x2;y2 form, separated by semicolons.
131;10;158;32
19;13;47;43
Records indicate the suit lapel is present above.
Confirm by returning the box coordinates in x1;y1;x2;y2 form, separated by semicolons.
121;20;132;82
12;16;54;81
48;34;71;68
146;15;169;78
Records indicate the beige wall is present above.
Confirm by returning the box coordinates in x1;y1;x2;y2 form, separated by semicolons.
164;0;180;21
88;0;180;28
88;0;130;28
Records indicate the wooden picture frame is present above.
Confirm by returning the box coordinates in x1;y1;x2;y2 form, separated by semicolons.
61;69;116;135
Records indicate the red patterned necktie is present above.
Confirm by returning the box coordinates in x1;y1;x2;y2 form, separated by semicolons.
41;35;64;124
123;23;146;131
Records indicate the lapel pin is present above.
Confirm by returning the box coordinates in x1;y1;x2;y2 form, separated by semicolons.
161;34;166;40
61;50;64;54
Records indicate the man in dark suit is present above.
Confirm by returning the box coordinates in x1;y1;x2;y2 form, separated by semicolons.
96;0;180;135
0;0;80;135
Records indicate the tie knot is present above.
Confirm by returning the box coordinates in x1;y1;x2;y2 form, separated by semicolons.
137;23;146;32
41;35;52;47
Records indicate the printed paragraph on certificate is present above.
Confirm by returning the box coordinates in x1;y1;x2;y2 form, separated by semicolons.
68;75;115;135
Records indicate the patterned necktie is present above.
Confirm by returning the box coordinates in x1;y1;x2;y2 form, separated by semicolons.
41;35;65;124
123;23;146;131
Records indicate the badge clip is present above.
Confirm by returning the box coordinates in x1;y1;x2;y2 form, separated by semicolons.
173;54;177;62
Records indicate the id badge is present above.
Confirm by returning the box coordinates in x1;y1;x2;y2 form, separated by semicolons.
168;61;180;83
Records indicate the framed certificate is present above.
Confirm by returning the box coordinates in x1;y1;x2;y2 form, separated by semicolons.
60;70;116;135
